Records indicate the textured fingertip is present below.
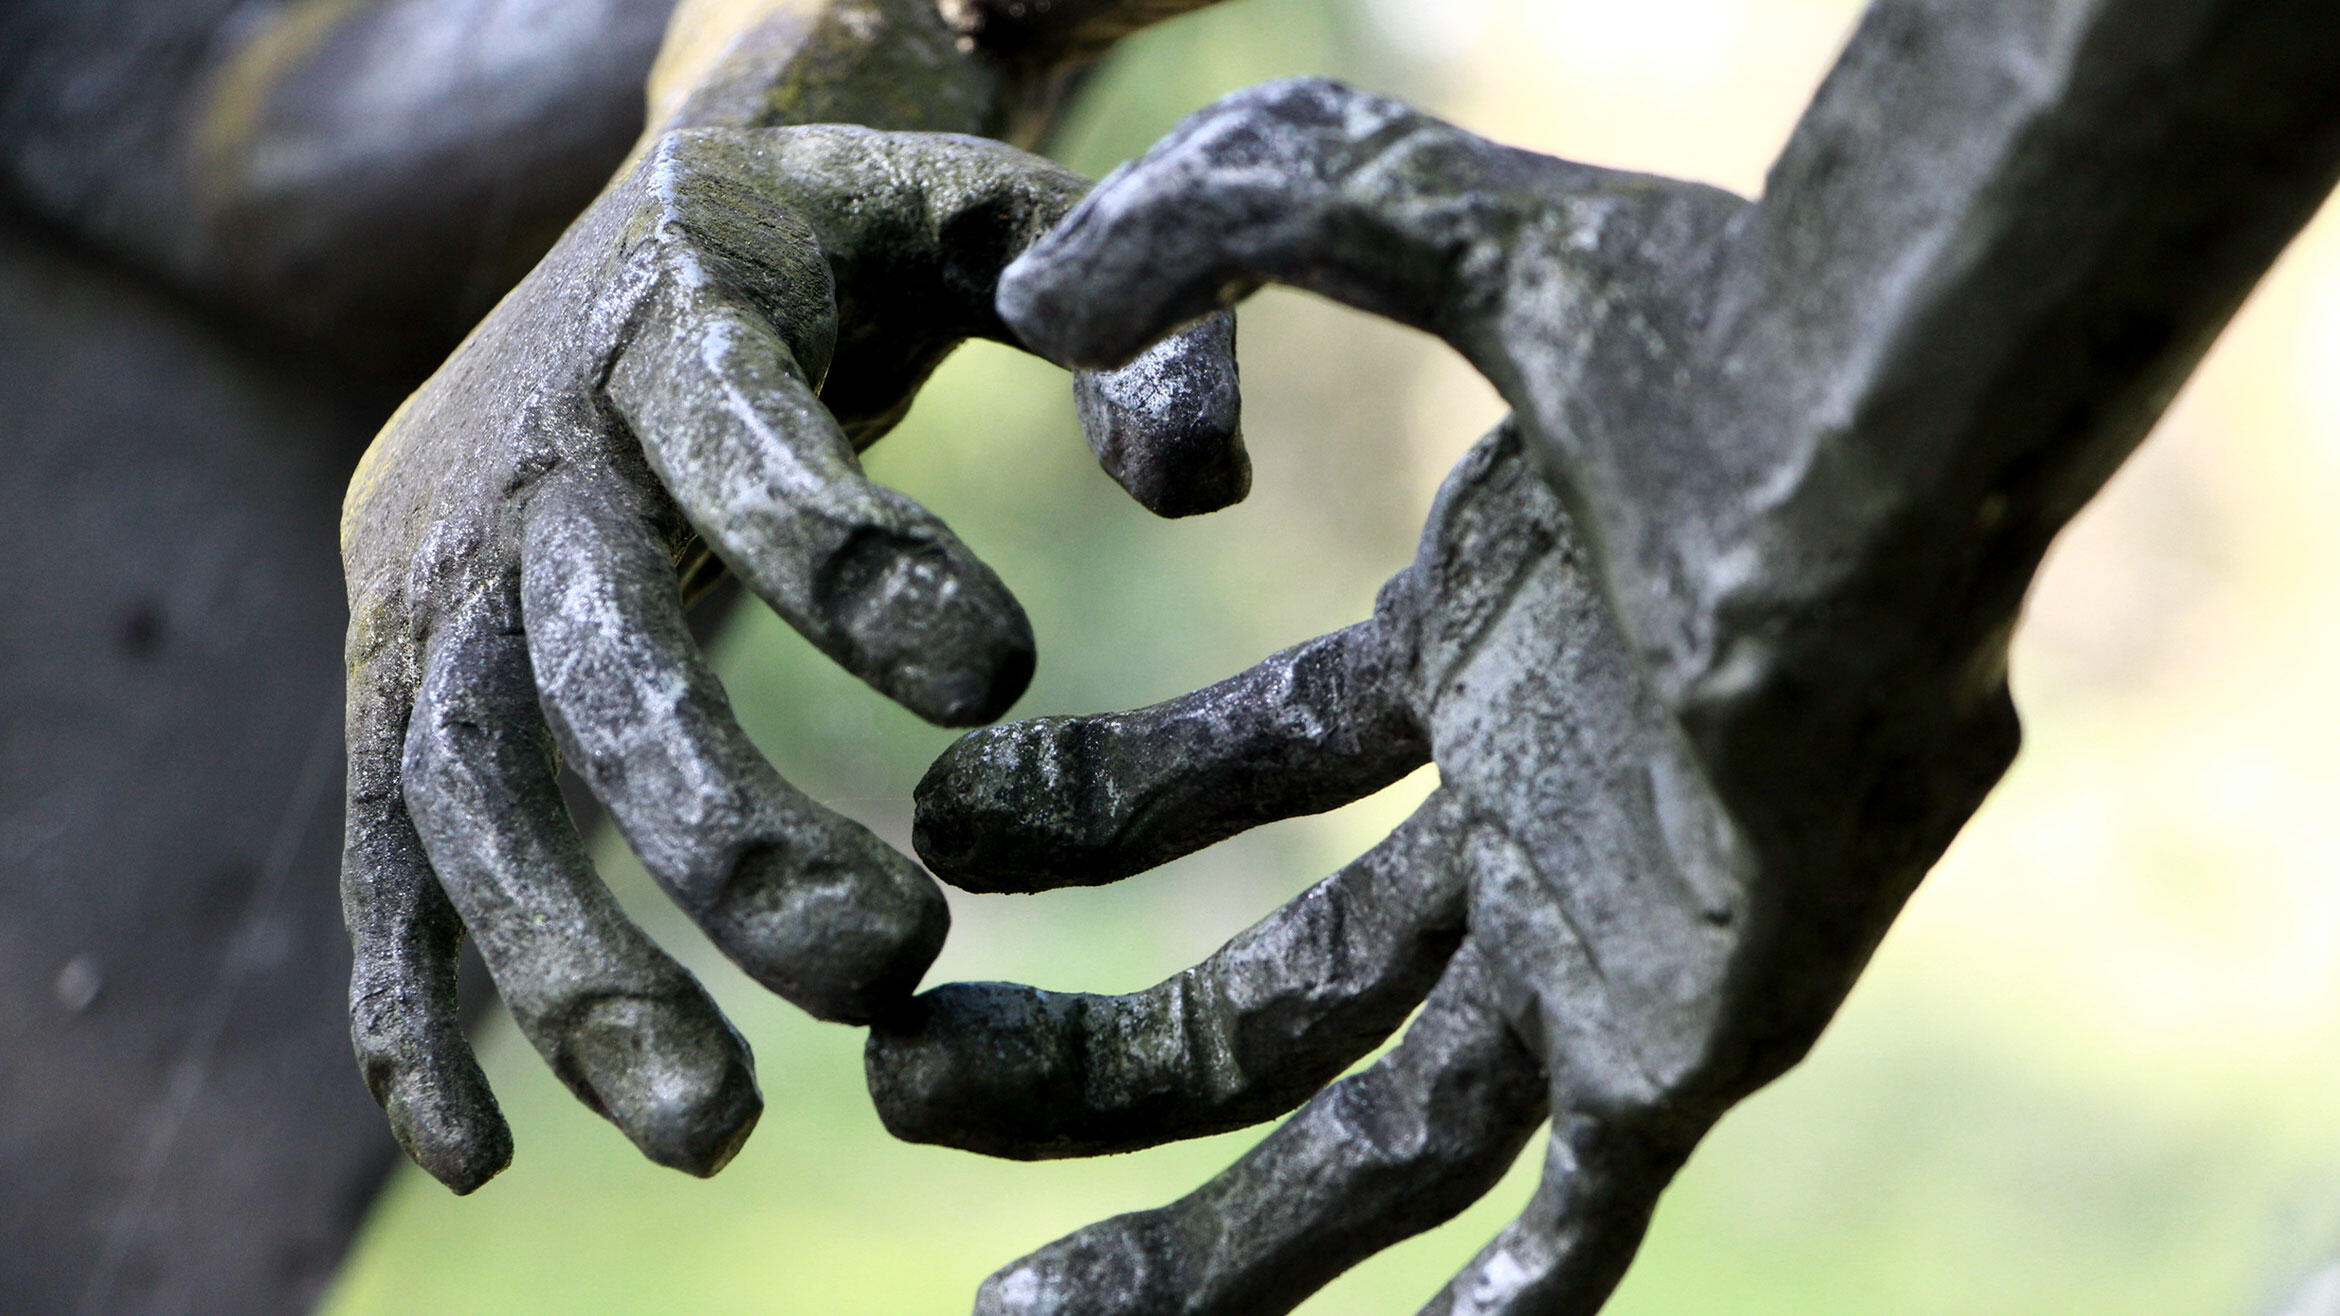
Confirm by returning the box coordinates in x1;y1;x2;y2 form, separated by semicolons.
865;984;1073;1159
823;530;1036;727
997;140;1261;372
928;629;1035;729
714;844;951;1025
913;718;1132;892
1076;311;1249;519
1129;451;1251;519
974;1218;1170;1316
974;1261;1057;1316
560;994;763;1176
1108;427;1251;520
996;249;1136;371
375;1062;513;1195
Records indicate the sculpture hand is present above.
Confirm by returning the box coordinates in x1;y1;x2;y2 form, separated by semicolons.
870;84;1750;1315
339;125;1244;1193
884;421;1714;1316
874;19;2340;1307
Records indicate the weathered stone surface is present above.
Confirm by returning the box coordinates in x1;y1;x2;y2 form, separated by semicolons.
334;0;1244;1192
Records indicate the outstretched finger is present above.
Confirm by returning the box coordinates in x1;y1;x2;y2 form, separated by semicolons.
972;942;1547;1316
401;606;761;1176
521;465;947;1023
341;622;508;1193
914;609;1425;892
868;789;1470;1158
993;77;1731;382
686;126;1249;515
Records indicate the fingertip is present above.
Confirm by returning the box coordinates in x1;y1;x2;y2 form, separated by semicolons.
876;625;1033;729
416;1127;513;1197
1076;311;1249;519
354;971;514;1192
998;242;1214;373
974;1217;1169;1316
996;251;1090;366
360;1027;510;1192
932;630;1036;729
912;719;1125;892
823;529;1036;727
973;1261;1050;1316
864;983;1071;1158
1115;441;1251;520
712;839;951;1025
379;1068;514;1195
561;993;764;1177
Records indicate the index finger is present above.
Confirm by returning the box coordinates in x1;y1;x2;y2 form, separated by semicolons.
719;126;1252;515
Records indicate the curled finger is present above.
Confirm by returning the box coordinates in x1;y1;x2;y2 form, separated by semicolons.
521;465;947;1023
687;126;1249;514
994;77;1733;384
341;624;508;1192
869;789;1471;1157
973;942;1547;1316
401;607;760;1175
609;278;1033;727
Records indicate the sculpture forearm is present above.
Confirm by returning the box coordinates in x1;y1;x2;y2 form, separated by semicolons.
1;0;675;372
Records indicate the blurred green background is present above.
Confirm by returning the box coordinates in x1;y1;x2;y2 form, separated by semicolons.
325;1;2340;1311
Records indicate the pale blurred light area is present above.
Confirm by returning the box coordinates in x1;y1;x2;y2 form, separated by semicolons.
326;2;2340;1312
1358;0;1870;522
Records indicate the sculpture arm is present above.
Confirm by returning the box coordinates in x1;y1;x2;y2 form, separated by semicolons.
866;2;2340;1313
1658;0;2340;774
994;0;2340;868
0;0;676;370
334;0;1255;1193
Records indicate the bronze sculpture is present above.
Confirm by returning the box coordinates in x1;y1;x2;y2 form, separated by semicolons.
8;1;2339;1312
880;8;2340;1309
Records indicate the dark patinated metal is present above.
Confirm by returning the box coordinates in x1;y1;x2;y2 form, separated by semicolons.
879;4;2340;1311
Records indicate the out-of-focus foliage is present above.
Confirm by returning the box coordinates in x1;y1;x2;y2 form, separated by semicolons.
324;1;2340;1311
